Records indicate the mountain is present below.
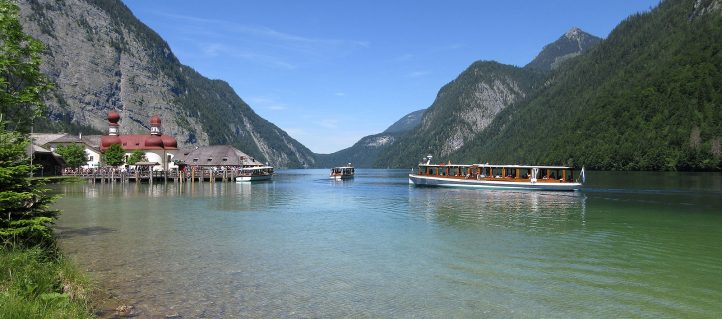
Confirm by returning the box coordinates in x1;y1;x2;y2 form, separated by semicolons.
452;0;722;171
320;27;601;169
373;61;544;167
314;108;425;167
17;0;315;167
383;109;426;134
315;133;398;168
525;27;602;71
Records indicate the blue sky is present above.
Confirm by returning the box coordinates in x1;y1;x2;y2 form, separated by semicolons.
122;0;659;154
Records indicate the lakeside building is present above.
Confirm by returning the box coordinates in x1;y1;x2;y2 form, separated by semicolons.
30;133;102;169
26;144;66;176
99;111;179;171
30;112;266;178
174;145;265;169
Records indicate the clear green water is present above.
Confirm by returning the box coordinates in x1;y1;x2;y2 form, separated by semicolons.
52;169;722;318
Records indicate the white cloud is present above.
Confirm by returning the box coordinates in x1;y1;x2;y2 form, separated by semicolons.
153;11;369;65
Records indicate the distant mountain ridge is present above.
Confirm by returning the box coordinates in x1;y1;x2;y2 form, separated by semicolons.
317;28;599;167
383;109;426;134
18;0;315;167
315;108;425;167
323;27;600;168
525;27;602;71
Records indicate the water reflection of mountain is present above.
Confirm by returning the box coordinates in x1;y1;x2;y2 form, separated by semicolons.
408;188;587;231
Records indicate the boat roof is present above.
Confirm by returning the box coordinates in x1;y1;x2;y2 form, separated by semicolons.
240;166;274;170
419;163;573;169
332;166;354;169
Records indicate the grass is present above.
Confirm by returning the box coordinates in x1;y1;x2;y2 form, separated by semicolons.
0;247;95;319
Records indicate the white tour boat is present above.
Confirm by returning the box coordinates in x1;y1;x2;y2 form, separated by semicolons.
409;156;584;191
235;166;274;182
330;164;355;180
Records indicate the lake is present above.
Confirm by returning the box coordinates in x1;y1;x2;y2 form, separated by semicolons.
52;169;722;318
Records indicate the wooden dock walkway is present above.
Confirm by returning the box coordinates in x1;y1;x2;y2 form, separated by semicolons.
63;168;242;184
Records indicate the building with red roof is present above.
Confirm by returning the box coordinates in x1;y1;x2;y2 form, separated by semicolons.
100;111;179;171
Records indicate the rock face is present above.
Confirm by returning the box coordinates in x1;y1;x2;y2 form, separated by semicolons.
525;27;601;71
691;0;722;19
18;0;315;167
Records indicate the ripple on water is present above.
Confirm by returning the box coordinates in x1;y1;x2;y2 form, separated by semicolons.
51;170;722;318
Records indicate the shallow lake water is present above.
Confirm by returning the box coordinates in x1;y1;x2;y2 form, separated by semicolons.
52;169;722;318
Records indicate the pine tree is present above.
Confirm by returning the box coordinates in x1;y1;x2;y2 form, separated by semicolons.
0;126;58;248
0;0;57;248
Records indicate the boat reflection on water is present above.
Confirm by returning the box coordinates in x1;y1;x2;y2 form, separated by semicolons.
408;187;587;231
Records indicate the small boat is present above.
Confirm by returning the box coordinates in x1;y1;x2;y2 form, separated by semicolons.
330;164;354;180
235;166;274;182
409;156;584;191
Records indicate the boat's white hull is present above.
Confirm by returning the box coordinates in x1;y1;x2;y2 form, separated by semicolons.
235;175;272;182
408;174;582;191
331;175;354;180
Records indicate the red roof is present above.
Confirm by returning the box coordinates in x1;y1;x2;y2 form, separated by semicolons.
100;134;178;151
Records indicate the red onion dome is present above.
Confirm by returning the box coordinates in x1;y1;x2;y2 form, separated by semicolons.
108;111;121;124
101;135;121;148
160;134;177;148
145;135;163;148
149;115;161;126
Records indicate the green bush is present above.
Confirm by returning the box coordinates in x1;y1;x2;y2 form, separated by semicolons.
55;144;87;168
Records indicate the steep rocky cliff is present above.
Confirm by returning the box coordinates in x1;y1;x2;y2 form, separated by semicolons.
18;0;315;167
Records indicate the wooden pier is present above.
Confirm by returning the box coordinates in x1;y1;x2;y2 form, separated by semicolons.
63;168;242;184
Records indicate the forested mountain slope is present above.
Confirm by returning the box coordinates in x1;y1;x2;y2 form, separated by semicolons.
453;0;722;171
